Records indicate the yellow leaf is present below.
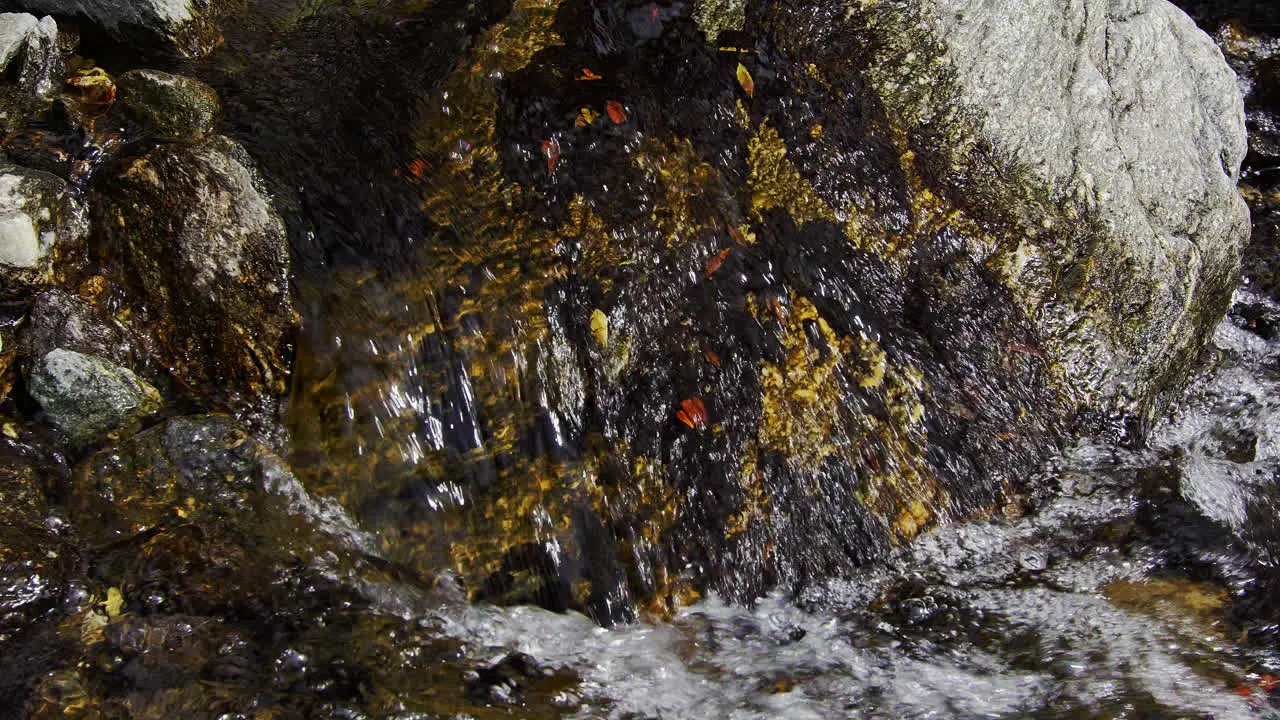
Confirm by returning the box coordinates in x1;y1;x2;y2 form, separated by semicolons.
736;63;754;97
591;309;609;348
105;587;123;618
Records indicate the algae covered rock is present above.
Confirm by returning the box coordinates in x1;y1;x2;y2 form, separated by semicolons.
116;69;221;142
95;136;297;439
27;348;160;445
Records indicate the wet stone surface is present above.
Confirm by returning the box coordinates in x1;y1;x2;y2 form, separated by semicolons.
94;136;297;445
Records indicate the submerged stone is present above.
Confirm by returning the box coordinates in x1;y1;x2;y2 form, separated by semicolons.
27;348;160;445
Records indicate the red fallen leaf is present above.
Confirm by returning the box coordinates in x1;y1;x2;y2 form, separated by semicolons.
1259;675;1279;692
577;67;602;80
606;101;628;124
676;398;707;429
727;224;746;244
703;348;721;368
1008;343;1046;358
542;138;561;174
407;158;428;180
1232;685;1254;697
705;248;731;276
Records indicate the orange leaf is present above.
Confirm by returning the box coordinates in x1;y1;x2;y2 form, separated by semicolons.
407;158;427;179
705;248;731;276
1259;675;1279;692
678;398;707;428
1232;685;1254;697
577;67;602;80
606;101;628;124
542;138;561;174
727;224;746;244
736;63;754;97
703;348;721;368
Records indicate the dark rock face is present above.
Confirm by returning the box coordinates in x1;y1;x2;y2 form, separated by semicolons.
95;137;297;442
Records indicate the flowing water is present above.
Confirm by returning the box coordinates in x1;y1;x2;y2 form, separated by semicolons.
426;301;1280;718
74;0;1280;715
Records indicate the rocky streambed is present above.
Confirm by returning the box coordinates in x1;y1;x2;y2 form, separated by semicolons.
0;0;1275;716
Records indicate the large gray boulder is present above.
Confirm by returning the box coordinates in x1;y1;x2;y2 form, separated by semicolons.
868;0;1250;415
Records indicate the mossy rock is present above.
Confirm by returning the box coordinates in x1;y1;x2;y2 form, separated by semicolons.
116;69;221;142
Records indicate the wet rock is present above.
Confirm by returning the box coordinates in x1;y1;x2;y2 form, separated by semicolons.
0;13;62;97
464;651;549;705
17;15;60;99
282;0;1247;621
12;0;222;57
26;348;160;445
95;136;296;442
116;69;220;142
0;161;87;295
0;324;16;402
19;288;134;371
